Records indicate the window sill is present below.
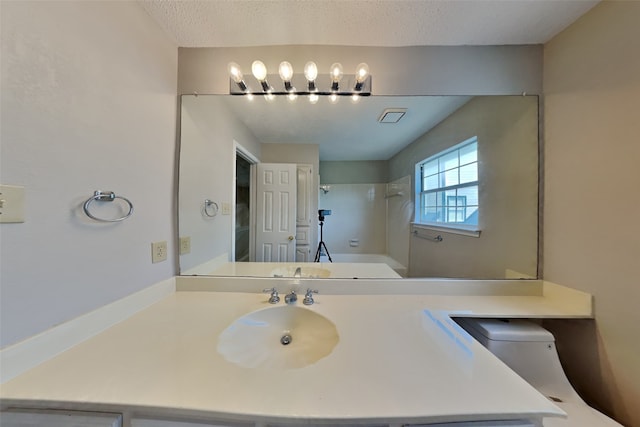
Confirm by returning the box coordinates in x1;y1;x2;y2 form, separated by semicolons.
411;222;481;238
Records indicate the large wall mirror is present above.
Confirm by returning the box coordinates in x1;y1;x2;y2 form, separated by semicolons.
178;94;539;280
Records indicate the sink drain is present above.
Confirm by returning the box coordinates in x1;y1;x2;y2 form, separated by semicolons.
280;334;292;345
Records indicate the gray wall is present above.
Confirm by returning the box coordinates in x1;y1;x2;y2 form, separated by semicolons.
541;2;640;425
320;161;389;184
178;45;542;95
391;96;539;279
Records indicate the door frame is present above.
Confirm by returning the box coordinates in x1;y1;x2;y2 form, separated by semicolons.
232;140;259;262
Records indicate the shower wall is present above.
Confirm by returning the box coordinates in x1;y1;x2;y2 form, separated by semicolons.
318;183;387;255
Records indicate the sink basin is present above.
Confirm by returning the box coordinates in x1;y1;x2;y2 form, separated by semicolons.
271;266;331;278
217;306;339;369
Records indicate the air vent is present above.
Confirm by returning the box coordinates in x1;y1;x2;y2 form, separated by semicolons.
378;108;407;123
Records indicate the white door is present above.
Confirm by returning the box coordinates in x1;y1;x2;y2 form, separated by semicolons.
256;163;297;262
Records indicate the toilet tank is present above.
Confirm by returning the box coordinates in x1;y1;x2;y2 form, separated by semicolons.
455;318;579;402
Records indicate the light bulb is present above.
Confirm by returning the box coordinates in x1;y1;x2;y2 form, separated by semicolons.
355;63;369;83
330;63;344;82
351;94;360;102
264;92;275;101
251;60;267;81
304;61;318;82
329;93;339;104
279;61;293;82
309;93;319;104
246;93;254;101
227;62;244;83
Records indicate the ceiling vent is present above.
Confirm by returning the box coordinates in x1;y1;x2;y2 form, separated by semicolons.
378;108;407;124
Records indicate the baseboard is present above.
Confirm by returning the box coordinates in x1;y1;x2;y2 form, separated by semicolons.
0;277;176;384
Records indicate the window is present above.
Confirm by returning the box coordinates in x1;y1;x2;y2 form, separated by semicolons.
416;137;478;228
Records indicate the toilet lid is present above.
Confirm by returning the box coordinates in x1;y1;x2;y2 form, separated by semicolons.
457;318;554;342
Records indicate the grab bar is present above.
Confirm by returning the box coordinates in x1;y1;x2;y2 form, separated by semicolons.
412;230;443;242
83;191;133;222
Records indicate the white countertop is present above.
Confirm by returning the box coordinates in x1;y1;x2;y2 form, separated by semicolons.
0;281;593;425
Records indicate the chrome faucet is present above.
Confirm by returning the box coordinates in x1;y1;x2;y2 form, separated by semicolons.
293;267;302;278
262;287;280;304
303;289;318;305
284;290;297;304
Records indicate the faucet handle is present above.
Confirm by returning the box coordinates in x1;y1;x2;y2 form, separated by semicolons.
303;289;318;305
263;287;280;304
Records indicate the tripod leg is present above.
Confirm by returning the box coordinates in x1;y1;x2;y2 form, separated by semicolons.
314;241;322;262
320;241;333;263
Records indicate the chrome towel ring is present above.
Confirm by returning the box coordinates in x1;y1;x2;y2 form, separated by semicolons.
203;199;218;217
83;191;133;222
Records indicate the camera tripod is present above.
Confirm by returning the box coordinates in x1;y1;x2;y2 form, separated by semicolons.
314;218;333;262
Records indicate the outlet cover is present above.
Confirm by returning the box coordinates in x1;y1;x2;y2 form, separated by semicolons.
221;202;231;215
151;241;168;263
0;184;25;223
179;236;191;255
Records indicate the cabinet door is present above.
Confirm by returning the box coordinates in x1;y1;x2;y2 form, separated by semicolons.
1;410;122;427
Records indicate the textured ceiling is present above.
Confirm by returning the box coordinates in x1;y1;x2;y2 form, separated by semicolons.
139;0;600;48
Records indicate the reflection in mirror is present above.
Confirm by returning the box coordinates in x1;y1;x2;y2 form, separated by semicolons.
178;95;538;279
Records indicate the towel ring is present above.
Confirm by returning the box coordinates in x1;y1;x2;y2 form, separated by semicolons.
83;191;133;222
203;199;218;217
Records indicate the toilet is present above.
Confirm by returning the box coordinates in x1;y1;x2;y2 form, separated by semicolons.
455;318;621;427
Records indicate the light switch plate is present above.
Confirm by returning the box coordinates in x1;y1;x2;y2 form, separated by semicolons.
0;185;26;223
221;202;231;215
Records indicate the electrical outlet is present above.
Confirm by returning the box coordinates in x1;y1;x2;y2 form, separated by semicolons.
0;184;25;223
179;236;191;255
151;241;168;263
221;202;231;215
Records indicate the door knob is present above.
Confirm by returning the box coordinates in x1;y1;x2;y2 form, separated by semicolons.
288;235;295;241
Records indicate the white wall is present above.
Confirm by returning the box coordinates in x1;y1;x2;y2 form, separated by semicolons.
542;2;640;425
0;2;178;348
179;96;262;273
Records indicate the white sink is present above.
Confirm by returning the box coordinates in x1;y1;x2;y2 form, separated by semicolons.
217;306;339;369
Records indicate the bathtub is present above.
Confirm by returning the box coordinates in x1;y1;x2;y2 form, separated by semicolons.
330;253;407;277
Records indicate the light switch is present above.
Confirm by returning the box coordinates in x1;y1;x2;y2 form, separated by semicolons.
0;185;25;223
221;202;231;215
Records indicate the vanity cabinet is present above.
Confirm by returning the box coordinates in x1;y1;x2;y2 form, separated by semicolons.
295;164;313;262
131;419;250;427
1;409;122;427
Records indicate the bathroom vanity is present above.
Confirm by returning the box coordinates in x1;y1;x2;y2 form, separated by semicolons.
0;277;592;427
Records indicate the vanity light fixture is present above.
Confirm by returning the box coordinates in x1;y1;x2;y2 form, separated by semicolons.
304;61;318;91
354;63;370;92
329;63;344;91
227;62;247;92
251;60;270;92
228;61;371;97
279;61;294;92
